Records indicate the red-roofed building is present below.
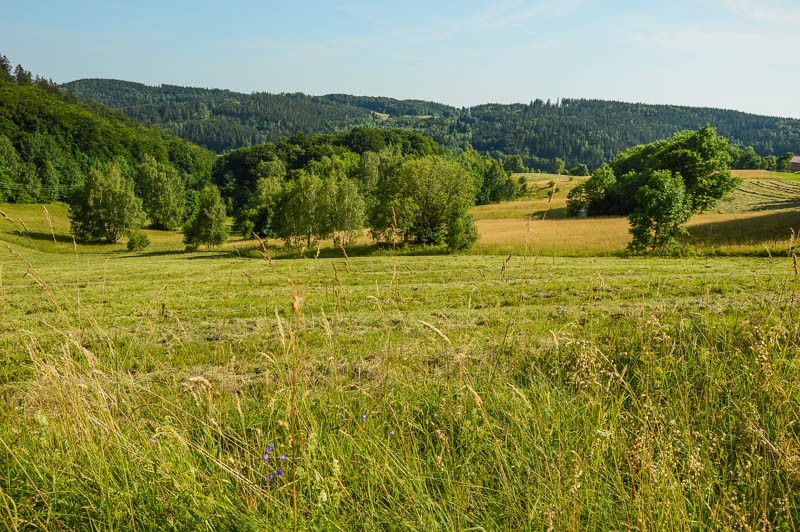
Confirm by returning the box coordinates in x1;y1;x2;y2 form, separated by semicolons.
792;156;800;173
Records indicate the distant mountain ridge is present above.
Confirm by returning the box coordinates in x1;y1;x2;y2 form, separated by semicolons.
63;78;800;169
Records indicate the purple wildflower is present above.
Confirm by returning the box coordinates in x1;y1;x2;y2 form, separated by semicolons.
279;454;286;461
361;414;367;422
265;443;275;453
276;469;284;477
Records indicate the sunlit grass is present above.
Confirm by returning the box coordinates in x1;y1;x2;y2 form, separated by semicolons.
2;240;800;528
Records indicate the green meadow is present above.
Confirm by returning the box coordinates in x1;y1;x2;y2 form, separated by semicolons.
2;174;800;528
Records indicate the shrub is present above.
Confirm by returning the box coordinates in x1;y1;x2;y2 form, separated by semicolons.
126;230;150;252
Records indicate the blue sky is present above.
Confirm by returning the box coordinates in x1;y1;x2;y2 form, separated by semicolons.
3;0;799;118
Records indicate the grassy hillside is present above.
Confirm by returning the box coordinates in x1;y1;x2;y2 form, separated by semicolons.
469;170;800;256
0;79;215;203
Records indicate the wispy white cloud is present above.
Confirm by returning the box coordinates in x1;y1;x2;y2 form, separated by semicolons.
219;0;584;54
719;0;800;25
631;24;798;65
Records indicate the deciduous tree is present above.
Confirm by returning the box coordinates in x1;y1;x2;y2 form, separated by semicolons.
628;170;691;254
183;185;228;248
136;154;185;230
69;163;145;243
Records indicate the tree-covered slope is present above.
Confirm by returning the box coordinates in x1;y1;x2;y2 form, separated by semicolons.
63;79;380;153
63;79;800;171
0;76;215;203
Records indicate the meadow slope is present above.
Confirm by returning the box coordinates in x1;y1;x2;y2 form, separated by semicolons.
2;236;800;528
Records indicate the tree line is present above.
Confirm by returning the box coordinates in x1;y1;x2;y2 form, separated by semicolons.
68;129;521;251
63;79;800;172
213;129;520;250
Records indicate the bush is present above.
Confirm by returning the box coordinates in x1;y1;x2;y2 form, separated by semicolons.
126;230;150;252
446;213;479;250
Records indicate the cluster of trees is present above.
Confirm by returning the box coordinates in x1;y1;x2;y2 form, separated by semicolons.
729;146;795;172
65;80;800;172
67;155;212;245
60;125;519;251
2;54;522;253
67;155;230;249
567;126;739;253
215;129;520;250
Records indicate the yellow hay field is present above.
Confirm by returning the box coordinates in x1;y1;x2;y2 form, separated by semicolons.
474;216;629;254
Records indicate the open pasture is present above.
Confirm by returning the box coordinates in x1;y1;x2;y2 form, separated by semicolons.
1;169;800;528
2;233;800;528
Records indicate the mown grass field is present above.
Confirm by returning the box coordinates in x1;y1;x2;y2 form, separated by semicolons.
471;171;800;255
1;171;800;529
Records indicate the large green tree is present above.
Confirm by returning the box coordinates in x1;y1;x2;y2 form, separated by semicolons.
236;176;283;238
69;163;145;243
369;155;478;250
566;164;617;216
316;175;365;245
136;154;186;230
628;170;692;253
183;185;228;248
274;171;321;248
567;127;738;252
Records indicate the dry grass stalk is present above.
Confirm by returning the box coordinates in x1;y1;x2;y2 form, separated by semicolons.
524;213;533;261
338;241;350;273
252;232;273;266
418;320;451;347
501;254;512;285
275;309;286;350
331;262;344;308
18;218;30;237
390;206;398;251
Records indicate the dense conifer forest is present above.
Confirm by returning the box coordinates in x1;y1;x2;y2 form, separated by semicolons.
64;78;800;170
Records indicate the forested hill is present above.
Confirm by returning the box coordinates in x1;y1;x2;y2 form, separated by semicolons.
62;79;380;153
0;72;215;203
63;78;800;170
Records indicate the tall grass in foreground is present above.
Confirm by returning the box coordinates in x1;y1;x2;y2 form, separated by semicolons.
1;255;800;529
